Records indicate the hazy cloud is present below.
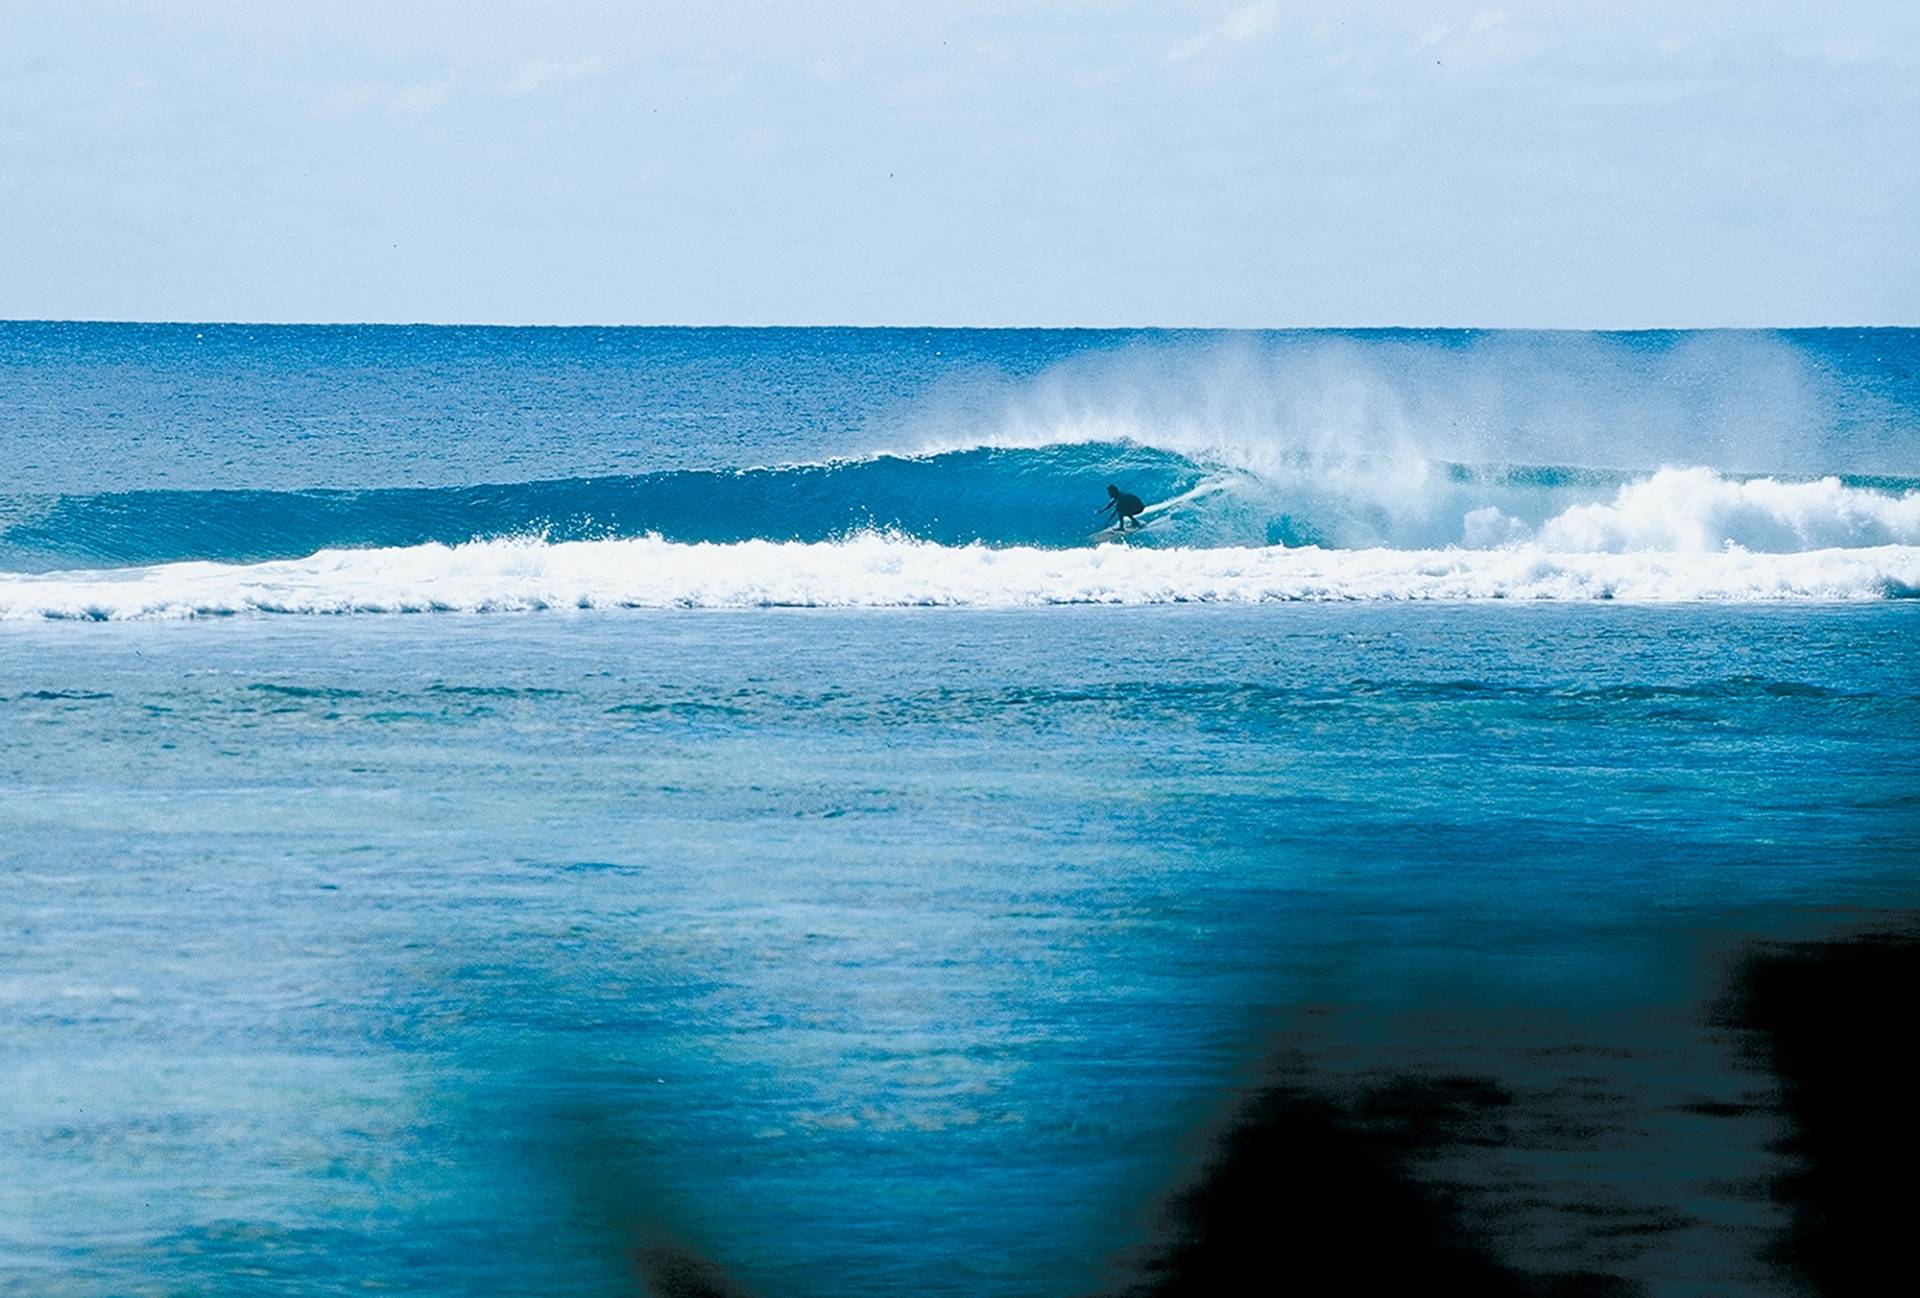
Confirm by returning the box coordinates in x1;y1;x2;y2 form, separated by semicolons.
312;81;385;118
389;75;454;115
1167;1;1281;65
506;56;608;97
4;1;1916;325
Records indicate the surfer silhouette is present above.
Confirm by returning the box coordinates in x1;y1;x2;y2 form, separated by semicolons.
1098;484;1147;531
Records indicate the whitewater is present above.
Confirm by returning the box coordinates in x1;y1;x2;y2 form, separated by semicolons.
2;535;1916;618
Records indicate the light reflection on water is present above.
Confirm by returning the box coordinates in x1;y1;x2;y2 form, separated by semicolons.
3;604;1917;1296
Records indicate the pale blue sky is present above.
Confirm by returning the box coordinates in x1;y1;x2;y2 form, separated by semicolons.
4;1;1916;325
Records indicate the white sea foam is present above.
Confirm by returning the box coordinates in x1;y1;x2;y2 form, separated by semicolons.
1532;467;1920;552
3;535;1915;619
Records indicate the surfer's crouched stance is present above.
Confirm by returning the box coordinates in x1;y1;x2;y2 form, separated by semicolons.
1099;484;1147;530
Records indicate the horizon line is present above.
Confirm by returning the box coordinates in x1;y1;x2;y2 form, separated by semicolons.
3;318;1915;333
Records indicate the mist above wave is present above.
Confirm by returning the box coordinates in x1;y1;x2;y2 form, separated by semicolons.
906;329;1888;467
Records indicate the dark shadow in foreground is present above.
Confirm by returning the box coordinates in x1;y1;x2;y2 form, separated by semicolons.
1721;917;1920;1297
631;1244;757;1298
1106;1069;1633;1298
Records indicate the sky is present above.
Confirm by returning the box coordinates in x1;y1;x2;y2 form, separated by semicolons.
2;1;1917;326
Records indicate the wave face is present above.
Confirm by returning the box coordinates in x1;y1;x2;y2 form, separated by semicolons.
0;444;1202;569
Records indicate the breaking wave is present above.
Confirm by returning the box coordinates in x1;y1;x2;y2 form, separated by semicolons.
2;441;1916;573
6;339;1918;615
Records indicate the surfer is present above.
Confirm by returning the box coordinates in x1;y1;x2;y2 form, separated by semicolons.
1098;484;1147;531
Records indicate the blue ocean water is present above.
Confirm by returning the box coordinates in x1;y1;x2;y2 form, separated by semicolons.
3;326;1919;1296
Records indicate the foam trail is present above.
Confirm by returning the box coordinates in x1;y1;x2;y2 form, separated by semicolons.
3;536;1915;619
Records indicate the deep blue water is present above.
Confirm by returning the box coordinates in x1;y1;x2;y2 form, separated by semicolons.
2;326;1918;1296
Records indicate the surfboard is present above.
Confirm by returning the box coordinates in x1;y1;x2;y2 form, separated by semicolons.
1134;479;1228;521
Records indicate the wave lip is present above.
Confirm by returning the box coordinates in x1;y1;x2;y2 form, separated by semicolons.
4;535;1917;620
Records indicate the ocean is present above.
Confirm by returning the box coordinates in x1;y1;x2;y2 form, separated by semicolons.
3;324;1917;1296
